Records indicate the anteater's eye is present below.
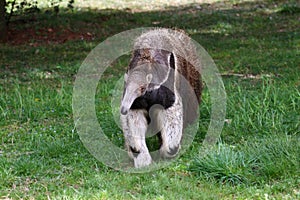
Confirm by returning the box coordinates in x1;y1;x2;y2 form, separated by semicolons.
140;86;146;94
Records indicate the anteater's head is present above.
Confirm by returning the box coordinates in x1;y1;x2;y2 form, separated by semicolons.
120;49;175;115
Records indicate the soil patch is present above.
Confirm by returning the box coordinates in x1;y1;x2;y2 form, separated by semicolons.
8;27;94;46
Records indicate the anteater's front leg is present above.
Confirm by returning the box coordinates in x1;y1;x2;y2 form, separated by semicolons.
121;109;152;168
158;101;183;158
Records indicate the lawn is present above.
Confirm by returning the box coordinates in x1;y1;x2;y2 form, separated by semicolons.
0;0;299;199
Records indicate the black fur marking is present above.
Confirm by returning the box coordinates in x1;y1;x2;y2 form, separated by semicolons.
169;53;175;69
130;85;175;111
168;145;180;156
130;146;140;158
157;132;162;148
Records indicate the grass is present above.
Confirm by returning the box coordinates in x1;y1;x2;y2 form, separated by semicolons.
0;0;300;199
190;135;299;185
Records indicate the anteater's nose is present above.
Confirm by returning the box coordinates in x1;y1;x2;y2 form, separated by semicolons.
120;107;128;115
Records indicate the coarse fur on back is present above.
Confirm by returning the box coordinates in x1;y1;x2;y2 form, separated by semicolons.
120;28;203;168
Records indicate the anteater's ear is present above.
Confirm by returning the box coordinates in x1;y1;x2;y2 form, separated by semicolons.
168;52;175;69
146;73;153;83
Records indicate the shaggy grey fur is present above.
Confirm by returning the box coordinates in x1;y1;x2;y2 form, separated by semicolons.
120;28;202;168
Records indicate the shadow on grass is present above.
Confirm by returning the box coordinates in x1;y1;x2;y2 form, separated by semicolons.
1;0;299;77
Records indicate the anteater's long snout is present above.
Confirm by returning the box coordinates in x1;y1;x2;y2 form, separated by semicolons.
120;86;140;115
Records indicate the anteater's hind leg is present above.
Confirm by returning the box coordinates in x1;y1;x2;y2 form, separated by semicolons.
120;109;152;168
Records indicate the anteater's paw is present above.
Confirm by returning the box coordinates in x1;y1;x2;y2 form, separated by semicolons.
159;144;181;159
133;152;152;168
